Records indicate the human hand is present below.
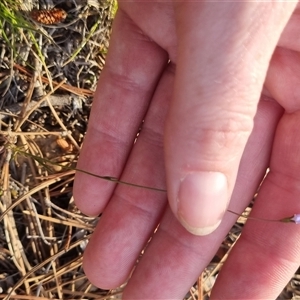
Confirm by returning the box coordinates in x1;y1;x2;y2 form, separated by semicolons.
74;2;300;299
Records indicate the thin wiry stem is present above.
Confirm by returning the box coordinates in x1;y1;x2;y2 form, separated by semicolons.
10;147;300;224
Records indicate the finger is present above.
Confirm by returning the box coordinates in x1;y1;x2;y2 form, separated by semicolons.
165;2;296;235
265;47;300;112
82;64;174;289
122;96;283;299
119;1;177;60
278;4;300;52
211;112;300;299
73;9;168;216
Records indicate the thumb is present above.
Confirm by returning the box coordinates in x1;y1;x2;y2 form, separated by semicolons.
165;2;296;235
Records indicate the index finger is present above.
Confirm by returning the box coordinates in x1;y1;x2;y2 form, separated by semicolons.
74;10;168;216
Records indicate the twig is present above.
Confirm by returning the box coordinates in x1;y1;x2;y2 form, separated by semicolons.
14;79;67;131
45;95;80;151
13;63;94;97
4;235;91;300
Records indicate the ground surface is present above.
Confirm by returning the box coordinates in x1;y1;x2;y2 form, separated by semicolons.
0;1;299;299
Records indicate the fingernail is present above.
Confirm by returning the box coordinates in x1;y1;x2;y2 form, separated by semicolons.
177;172;228;235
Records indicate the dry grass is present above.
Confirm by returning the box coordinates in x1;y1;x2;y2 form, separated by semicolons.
0;0;118;299
0;1;299;299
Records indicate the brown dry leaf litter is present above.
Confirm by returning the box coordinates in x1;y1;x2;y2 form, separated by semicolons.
0;0;299;299
0;0;118;298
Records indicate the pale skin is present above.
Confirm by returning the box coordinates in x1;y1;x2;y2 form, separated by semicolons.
74;2;300;299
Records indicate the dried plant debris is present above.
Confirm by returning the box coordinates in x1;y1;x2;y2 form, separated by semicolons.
0;0;118;298
0;0;113;111
1;0;300;299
